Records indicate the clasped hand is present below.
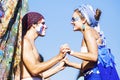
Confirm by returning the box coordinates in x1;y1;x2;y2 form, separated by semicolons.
58;43;72;67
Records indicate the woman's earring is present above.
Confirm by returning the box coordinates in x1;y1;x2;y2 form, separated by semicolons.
82;24;85;31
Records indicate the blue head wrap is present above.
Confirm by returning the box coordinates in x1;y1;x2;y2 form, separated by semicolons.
78;4;98;27
78;4;106;46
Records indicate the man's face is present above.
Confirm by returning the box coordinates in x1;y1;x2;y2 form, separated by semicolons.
36;19;47;37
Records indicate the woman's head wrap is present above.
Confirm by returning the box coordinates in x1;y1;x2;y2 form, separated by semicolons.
78;4;97;27
78;4;106;46
78;4;100;32
22;12;44;30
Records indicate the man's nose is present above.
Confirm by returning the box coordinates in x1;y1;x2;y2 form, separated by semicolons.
45;25;48;29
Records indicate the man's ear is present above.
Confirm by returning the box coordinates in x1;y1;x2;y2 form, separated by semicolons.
32;24;37;28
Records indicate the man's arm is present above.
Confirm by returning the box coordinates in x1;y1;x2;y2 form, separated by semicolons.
22;39;66;76
40;61;65;79
22;39;69;76
63;58;81;69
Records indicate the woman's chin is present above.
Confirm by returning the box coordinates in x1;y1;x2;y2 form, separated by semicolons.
74;28;79;31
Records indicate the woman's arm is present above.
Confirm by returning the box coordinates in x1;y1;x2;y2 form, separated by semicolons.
70;30;98;62
70;51;97;62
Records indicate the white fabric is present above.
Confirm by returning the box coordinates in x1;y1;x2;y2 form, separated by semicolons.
94;23;101;33
80;46;88;52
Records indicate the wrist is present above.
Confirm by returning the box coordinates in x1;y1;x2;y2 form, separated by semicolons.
57;65;62;69
57;65;65;71
57;54;63;61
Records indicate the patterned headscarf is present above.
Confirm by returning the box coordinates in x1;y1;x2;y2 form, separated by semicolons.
0;5;4;18
22;12;44;31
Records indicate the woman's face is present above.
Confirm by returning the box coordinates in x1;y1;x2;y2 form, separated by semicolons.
71;12;83;31
36;19;47;37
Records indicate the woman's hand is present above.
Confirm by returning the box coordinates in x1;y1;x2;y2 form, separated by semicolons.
59;43;71;58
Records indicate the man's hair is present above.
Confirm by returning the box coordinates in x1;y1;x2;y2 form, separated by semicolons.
22;12;44;36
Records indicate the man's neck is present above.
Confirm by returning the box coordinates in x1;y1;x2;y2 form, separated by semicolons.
25;29;38;41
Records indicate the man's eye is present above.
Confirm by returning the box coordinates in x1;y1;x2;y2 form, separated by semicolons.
42;22;45;25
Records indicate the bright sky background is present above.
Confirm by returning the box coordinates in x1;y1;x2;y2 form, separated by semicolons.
28;0;120;80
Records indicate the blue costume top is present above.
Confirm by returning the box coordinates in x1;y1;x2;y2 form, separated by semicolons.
97;45;120;80
83;45;120;80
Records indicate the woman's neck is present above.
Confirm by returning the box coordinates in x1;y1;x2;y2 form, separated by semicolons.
81;24;91;33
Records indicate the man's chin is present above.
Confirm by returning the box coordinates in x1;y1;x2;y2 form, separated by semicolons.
39;34;45;37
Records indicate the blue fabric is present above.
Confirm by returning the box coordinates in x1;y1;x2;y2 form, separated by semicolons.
98;45;115;67
84;45;119;80
98;45;120;80
84;73;101;80
84;65;101;80
99;31;106;46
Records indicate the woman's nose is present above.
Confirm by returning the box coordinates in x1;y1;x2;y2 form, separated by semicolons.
71;21;74;25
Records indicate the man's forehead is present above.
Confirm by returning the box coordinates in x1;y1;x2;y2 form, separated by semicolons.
41;19;45;22
38;19;45;23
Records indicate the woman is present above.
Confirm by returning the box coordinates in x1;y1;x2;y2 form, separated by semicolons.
64;4;119;80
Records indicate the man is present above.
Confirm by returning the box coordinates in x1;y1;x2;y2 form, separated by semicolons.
21;12;69;80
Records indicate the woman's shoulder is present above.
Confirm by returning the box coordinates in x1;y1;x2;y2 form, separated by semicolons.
84;28;97;41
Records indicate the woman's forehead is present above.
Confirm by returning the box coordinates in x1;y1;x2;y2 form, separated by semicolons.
73;12;79;17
